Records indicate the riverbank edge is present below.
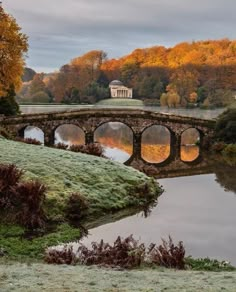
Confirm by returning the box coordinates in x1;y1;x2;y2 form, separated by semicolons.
0;137;162;259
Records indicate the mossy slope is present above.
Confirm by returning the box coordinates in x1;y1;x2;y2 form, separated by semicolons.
0;138;161;220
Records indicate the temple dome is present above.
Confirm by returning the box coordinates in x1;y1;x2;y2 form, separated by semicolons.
109;80;124;86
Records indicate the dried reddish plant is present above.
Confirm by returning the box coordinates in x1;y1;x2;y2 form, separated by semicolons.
77;235;146;269
44;235;186;269
69;143;104;157
131;160;159;177
54;142;68;150
11;181;47;229
15;137;42;145
0;163;46;229
0;164;23;190
147;236;185;269
45;246;78;265
66;192;89;221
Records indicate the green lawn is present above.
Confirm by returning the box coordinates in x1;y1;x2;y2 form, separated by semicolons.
0;137;161;221
96;98;144;106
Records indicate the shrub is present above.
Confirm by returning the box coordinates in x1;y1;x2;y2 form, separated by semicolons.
0;163;46;229
54;142;68;150
222;144;236;156
131;160;159;177
45;235;186;269
66;192;89;221
215;108;236;143
69;143;104;157
0;164;23;192
147;236;185;269
11;181;47;229
45;245;78;265
15;137;42;145
185;257;235;271
77;235;146;269
211;141;226;152
0;127;10;139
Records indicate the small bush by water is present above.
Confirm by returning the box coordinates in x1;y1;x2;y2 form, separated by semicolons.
147;236;185;269
45;235;185;269
44;235;236;271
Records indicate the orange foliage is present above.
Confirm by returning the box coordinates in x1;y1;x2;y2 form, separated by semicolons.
0;7;28;96
181;146;199;162
72;136;199;163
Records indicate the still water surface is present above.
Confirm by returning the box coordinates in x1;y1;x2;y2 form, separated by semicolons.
22;105;236;264
20;104;225;119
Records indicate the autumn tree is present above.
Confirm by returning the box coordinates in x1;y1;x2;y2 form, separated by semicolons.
29;74;46;95
169;66;199;104
71;50;107;86
0;6;28;96
189;92;198;103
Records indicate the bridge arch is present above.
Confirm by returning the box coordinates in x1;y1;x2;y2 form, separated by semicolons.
180;127;201;163
54;123;85;146
140;124;173;164
18;125;45;144
93;119;134;134
94;121;134;163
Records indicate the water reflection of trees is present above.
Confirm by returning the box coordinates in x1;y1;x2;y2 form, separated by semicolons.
181;128;199;145
94;123;133;158
55;124;85;145
214;163;236;194
142;125;171;163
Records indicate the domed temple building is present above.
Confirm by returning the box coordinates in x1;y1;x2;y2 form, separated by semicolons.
109;80;133;98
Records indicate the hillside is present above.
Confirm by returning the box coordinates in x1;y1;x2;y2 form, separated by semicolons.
17;39;236;108
0;137;161;221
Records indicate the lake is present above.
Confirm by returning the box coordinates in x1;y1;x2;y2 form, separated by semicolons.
21;105;236;265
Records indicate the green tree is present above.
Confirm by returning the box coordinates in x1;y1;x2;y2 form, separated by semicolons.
0;85;20;116
120;61;139;86
215;108;236;143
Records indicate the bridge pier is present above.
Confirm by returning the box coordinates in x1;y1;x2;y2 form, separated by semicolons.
85;131;94;145
173;133;181;160
44;130;54;147
132;133;142;159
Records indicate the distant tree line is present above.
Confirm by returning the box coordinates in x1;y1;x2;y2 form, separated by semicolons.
17;39;236;108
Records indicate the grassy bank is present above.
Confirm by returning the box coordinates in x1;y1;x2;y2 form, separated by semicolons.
0;137;161;258
0;263;236;291
96;98;144;106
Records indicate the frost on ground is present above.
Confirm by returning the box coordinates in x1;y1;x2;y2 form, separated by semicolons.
0;138;161;221
0;263;236;292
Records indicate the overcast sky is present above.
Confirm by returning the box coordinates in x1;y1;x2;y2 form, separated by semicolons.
4;0;236;72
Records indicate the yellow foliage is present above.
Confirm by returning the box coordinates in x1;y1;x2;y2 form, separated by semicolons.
0;7;28;96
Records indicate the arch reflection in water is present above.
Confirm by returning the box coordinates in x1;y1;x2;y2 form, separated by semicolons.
24;126;44;144
181;128;200;162
94;122;133;163
55;124;85;146
141;125;171;163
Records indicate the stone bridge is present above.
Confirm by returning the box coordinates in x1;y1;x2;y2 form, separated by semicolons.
0;108;215;165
